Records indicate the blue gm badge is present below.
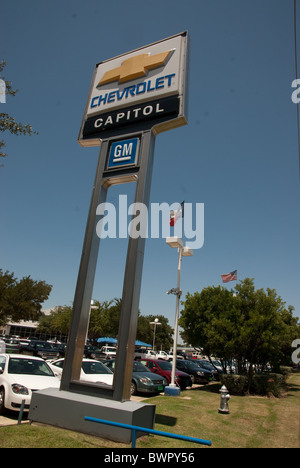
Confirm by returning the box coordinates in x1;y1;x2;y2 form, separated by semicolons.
107;137;140;171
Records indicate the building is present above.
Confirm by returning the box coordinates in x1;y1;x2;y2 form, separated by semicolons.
0;308;55;339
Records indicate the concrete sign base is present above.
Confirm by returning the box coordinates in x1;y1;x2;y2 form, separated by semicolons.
29;388;155;444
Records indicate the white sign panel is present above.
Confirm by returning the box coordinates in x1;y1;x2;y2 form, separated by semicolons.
78;32;189;146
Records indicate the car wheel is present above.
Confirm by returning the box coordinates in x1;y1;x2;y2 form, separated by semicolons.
0;387;6;415
130;381;137;396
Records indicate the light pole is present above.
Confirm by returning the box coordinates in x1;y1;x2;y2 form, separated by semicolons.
165;237;193;396
150;318;161;351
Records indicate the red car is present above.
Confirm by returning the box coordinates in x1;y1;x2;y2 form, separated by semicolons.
139;358;192;389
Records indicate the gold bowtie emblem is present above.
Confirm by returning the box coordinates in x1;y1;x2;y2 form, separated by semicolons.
98;50;172;86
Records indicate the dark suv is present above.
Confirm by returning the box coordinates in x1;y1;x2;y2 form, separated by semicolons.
174;359;214;384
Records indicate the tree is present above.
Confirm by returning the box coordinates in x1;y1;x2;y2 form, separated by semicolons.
179;278;299;388
37;305;73;337
137;315;174;350
0;61;38;161
179;286;239;369
0;269;52;325
88;299;121;343
36;299;174;350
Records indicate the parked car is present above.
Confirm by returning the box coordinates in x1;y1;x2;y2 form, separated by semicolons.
155;350;185;361
174;359;214;384
134;348;157;360
104;359;168;396
140;359;192;390
155;350;170;360
167;351;185;360
52;343;67;358
3;338;20;354
83;345;112;360
0;339;5;353
99;346;117;358
47;358;113;386
18;340;60;360
195;359;223;381
0;354;60;414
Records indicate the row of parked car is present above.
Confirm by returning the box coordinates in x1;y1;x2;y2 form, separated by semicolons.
0;348;223;415
0;337;117;361
0;337;225;415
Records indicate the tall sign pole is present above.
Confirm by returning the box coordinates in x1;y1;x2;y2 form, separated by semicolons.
30;32;190;442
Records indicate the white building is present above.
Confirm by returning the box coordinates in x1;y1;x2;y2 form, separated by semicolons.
0;308;55;338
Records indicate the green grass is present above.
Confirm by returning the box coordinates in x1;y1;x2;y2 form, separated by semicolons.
1;374;299;448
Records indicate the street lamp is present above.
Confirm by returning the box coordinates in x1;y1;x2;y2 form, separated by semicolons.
165;237;193;396
150;318;161;351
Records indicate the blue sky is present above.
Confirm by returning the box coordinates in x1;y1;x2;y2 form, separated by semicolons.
1;0;299;329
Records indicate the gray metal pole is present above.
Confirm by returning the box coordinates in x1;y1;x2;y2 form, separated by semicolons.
60;140;109;389
112;130;156;401
170;246;182;387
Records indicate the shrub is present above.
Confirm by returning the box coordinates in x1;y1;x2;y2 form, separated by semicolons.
220;374;248;395
279;366;292;375
250;373;286;398
220;373;287;397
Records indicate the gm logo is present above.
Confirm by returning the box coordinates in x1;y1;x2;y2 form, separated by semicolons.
107;137;140;170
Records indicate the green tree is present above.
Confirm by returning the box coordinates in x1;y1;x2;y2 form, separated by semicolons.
0;269;52;325
0;61;38;160
137;315;173;350
37;299;174;350
88;299;121;343
38;305;73;337
179;286;238;366
179;278;299;388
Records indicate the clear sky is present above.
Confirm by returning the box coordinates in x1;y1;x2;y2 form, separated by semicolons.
1;0;299;329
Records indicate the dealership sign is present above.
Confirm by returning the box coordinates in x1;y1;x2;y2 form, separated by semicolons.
78;32;189;146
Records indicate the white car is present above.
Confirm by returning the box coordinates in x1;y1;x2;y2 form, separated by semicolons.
99;346;117;357
48;358;114;386
0;354;60;413
134;349;157;360
155;351;170;360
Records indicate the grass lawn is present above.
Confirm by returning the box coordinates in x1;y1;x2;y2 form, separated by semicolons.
0;373;299;448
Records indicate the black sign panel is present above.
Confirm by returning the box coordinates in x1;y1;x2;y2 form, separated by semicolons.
82;96;179;140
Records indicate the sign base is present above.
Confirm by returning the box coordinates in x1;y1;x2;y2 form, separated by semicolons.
29;388;156;444
164;386;181;396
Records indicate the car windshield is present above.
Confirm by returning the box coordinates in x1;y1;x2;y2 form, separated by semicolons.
156;361;172;370
81;361;112;375
198;361;214;369
34;342;54;349
186;361;203;369
212;360;222;367
8;358;55;376
133;361;151;373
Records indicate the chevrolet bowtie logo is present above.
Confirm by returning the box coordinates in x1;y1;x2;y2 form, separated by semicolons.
98;50;173;86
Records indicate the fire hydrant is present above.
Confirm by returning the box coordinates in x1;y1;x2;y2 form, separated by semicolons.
218;385;230;414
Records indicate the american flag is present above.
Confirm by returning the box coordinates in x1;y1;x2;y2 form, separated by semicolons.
221;270;237;283
170;201;184;226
